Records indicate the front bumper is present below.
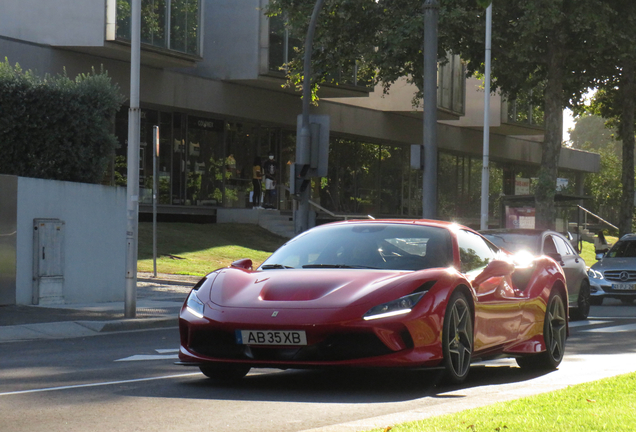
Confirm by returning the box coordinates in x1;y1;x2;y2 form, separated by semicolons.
177;302;446;369
589;279;636;301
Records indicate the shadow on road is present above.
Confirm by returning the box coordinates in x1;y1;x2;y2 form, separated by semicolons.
129;363;551;404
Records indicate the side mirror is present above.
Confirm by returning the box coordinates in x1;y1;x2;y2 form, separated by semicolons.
473;259;515;286
230;258;253;270
595;253;605;261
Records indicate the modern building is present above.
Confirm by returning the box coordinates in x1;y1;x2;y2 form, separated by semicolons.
0;0;600;228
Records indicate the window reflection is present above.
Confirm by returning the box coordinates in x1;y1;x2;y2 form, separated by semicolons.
116;0;200;56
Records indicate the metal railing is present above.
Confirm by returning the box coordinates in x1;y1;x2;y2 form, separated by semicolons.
578;205;618;231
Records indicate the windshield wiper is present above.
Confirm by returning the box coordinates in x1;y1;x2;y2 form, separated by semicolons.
302;264;380;269
261;264;294;270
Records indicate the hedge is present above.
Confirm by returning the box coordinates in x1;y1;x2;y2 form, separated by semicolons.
0;59;124;184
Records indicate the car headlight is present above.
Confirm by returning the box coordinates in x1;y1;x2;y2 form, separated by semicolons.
186;290;205;318
588;268;604;280
363;292;426;321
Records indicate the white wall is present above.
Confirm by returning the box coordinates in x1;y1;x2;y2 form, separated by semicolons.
0;0;106;47
15;177;127;305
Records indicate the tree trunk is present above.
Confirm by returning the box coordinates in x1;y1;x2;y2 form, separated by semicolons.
535;37;565;230
619;59;635;237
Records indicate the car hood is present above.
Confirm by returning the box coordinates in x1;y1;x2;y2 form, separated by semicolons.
206;268;434;309
591;258;636;272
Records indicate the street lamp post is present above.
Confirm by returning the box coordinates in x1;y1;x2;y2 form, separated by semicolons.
422;0;439;219
125;0;141;318
480;4;492;230
294;0;325;235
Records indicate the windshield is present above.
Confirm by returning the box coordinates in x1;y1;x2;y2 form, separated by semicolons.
482;233;540;254
605;240;636;258
259;223;453;271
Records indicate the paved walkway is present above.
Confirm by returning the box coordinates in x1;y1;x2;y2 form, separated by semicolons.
0;272;199;343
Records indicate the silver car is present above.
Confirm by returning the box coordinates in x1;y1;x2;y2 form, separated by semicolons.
481;229;590;320
588;233;636;305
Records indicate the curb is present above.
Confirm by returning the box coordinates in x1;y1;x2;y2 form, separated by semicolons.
78;316;179;332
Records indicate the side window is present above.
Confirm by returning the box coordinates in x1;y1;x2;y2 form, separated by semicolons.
456;230;497;273
543;236;558;255
553;236;573;256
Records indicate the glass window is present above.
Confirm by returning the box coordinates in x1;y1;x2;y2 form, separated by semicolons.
116;0;200;56
457;230;497;273
543;236;558;255
186;116;224;206
553;235;574;256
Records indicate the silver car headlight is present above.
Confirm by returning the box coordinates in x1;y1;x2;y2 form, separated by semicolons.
363;292;426;321
588;268;604;280
186;290;205;318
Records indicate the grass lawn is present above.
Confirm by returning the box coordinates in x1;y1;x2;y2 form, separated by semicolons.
137;222;287;276
579;235;618;267
370;372;636;432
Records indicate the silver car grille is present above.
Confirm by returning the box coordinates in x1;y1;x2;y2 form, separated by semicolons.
603;270;636;283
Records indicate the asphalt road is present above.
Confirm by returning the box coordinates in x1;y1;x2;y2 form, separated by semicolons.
1;301;635;432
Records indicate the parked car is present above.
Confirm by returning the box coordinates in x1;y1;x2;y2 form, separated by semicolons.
177;220;568;384
588;233;636;305
480;229;590;320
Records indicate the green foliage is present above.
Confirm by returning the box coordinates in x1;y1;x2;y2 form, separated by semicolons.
569;114;618;153
0;59;124;184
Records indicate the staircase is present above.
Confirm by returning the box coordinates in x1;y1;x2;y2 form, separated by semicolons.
257;210;295;238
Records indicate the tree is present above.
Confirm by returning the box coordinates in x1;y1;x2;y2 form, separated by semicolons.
569;114;617;154
0;60;124;183
568;114;622;223
579;0;636;236
267;0;614;229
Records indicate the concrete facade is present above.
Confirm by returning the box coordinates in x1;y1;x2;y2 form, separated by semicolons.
0;175;127;306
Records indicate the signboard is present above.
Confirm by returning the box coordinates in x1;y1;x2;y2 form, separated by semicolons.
505;206;535;229
515;177;530;195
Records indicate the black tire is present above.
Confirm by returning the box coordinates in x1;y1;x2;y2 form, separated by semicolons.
516;290;567;371
620;298;635;305
570;280;590;321
589;296;603;306
442;291;473;384
199;363;251;381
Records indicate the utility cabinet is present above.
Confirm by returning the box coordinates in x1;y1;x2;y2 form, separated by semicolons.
32;219;65;305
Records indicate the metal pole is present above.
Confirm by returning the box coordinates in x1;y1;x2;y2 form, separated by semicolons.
294;0;325;235
125;0;141;318
422;0;439;219
480;4;492;230
153;125;159;278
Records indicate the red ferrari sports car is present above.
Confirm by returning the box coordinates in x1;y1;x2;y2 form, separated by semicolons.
177;219;568;383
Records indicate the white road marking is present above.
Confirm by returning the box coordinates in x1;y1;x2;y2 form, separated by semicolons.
115;348;179;361
115;354;178;362
155;348;179;354
568;320;610;328
583;323;636;333
0;373;201;397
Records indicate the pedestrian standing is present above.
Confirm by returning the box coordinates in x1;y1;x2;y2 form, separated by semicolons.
263;152;278;209
252;156;262;209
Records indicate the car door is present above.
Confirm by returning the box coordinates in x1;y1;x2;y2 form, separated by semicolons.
550;234;586;306
456;230;521;353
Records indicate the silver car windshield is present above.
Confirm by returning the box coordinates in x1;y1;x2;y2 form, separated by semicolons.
605;240;636;258
260;224;453;271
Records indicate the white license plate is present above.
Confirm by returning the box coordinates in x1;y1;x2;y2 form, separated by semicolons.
236;330;307;346
612;283;636;291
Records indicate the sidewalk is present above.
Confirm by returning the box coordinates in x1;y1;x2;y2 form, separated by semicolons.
0;272;200;343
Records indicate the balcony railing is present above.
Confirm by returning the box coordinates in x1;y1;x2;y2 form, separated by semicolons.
114;0;201;57
505;90;544;126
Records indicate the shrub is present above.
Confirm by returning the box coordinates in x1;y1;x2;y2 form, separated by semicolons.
0;59;124;183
